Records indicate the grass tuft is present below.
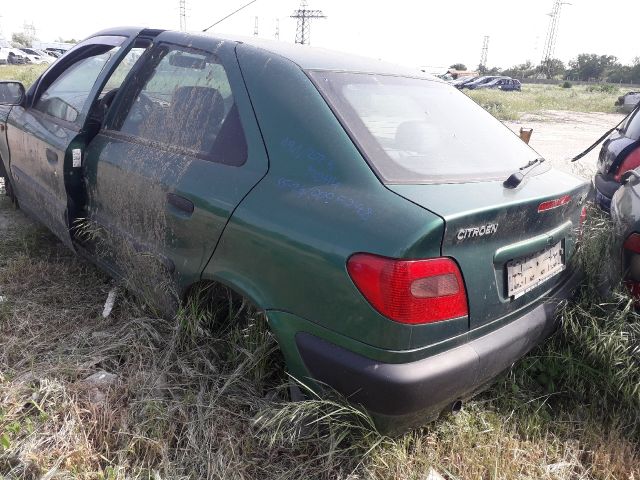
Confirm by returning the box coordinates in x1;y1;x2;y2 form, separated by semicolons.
0;194;639;478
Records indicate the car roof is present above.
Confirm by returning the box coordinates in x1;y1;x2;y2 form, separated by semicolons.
88;26;441;81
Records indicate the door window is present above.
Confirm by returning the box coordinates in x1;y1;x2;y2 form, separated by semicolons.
113;45;246;165
34;48;118;124
100;44;151;97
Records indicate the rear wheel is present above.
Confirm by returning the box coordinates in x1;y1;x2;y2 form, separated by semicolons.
3;175;18;208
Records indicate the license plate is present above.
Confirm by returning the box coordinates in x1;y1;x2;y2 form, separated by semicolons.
506;242;565;299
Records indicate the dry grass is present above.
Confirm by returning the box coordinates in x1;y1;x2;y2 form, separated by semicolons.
0;194;638;479
0;65;48;88
466;84;622;121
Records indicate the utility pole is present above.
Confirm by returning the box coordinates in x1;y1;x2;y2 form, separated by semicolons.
479;35;489;72
290;0;326;45
179;0;187;32
275;18;280;40
541;0;571;76
254;16;259;36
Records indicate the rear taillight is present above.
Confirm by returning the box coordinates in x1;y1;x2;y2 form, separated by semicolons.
579;206;587;236
613;146;640;182
346;254;468;324
538;195;571;212
623;233;640;282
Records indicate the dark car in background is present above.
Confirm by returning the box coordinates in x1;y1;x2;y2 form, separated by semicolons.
594;105;640;212
473;78;521;91
464;76;507;90
452;76;478;89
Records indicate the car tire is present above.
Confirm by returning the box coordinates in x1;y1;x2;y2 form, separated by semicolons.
4;175;18;208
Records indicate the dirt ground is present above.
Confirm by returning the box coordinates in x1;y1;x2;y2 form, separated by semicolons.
505;109;626;179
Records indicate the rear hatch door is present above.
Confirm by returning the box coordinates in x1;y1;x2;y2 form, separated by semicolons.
390;170;589;330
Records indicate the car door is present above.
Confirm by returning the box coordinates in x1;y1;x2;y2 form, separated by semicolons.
5;30;145;249
82;33;269;300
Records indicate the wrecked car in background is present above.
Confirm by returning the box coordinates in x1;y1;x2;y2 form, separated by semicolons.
594;104;640;212
616;91;640;113
610;169;640;297
0;27;589;431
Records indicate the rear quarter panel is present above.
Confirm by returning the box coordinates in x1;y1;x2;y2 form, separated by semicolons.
201;46;461;352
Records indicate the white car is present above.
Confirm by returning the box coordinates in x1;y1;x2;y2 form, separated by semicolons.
616;92;640;113
19;48;54;64
2;47;27;64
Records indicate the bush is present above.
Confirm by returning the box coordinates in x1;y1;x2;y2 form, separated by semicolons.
561;81;573;88
585;83;619;94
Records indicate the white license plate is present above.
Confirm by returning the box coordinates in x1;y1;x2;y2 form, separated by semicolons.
507;242;565;299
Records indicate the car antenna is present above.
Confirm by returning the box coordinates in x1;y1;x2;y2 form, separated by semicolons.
202;0;261;32
570;104;638;162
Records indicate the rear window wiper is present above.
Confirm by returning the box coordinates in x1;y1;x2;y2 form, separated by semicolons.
503;158;546;189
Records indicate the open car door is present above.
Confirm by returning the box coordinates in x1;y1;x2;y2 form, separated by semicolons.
5;28;150;250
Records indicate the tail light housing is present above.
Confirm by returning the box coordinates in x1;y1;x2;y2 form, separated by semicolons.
346;254;468;324
613;146;640;182
537;195;571;213
623;233;640;297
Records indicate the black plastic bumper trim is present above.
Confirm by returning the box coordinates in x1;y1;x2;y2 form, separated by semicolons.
296;270;580;418
594;172;620;199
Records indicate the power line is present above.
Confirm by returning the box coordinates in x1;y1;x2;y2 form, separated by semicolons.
202;0;260;32
179;0;187;32
479;35;489;70
541;0;571;75
290;0;326;45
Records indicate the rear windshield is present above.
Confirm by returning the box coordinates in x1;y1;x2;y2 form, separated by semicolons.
309;71;540;184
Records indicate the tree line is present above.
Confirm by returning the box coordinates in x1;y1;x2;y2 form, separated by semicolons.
451;55;640;84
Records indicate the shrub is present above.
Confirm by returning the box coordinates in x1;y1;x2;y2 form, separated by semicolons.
586;83;619;94
561;81;573;88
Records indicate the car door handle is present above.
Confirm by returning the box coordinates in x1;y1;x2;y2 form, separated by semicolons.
167;192;194;216
45;148;58;165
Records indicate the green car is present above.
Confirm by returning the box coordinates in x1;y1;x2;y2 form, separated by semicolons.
0;27;589;431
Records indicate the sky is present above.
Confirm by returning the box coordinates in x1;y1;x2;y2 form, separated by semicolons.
0;0;637;73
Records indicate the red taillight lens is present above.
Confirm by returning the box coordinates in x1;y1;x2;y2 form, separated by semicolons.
613;146;640;182
346;254;468;324
538;195;571;212
623;233;640;254
623;234;640;297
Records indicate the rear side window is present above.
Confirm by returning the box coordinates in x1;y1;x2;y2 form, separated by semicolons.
113;44;246;166
625;108;640;141
309;72;538;184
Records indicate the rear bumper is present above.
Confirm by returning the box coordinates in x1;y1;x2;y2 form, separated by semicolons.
296;268;580;424
594;172;620;213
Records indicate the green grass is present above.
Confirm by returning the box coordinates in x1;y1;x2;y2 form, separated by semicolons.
466;83;622;120
0;195;638;478
0;64;48;88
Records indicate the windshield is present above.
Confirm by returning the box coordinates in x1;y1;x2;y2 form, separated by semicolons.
309;71;541;184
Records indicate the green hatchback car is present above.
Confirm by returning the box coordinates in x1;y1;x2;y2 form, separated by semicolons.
0;27;589;430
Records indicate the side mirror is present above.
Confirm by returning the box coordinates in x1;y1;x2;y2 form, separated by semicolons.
0;81;25;106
